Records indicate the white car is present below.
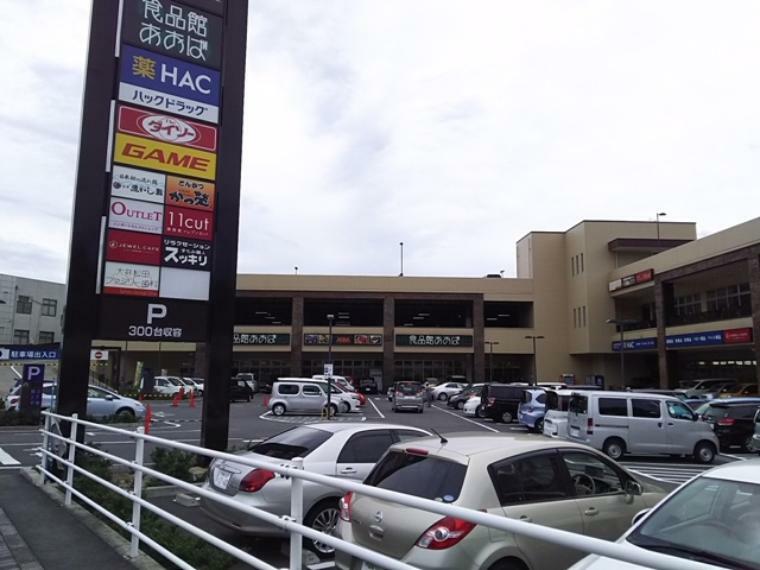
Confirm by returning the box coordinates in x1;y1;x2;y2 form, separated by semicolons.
141;375;185;396
201;423;430;558
571;458;760;570
180;377;203;396
6;382;144;420
463;395;483;417
432;381;468;402
281;377;360;414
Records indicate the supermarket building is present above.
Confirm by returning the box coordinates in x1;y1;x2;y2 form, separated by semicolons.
96;216;760;391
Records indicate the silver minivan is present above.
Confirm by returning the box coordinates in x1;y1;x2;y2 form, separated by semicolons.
567;391;719;463
268;380;329;416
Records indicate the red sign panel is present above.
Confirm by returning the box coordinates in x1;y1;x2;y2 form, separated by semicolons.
634;269;654;284
117;105;218;152
106;230;162;265
164;206;214;240
724;328;753;344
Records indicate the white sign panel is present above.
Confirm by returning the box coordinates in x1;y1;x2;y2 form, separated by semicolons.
90;350;110;361
323;363;334;377
118;83;220;124
103;262;160;297
111;165;166;204
159;267;210;301
108;197;164;234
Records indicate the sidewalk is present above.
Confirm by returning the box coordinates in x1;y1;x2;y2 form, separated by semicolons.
0;471;136;570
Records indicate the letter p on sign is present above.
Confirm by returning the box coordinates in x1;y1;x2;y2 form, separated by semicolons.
147;303;167;325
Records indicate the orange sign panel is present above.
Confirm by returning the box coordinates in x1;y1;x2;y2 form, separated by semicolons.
165;176;216;211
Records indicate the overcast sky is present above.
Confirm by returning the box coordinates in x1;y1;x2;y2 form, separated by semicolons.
1;1;758;284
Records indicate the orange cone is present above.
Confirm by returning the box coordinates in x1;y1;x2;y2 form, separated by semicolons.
171;392;181;407
189;390;196;408
144;404;153;434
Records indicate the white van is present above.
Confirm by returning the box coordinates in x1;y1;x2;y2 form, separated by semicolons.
567;391;719;464
269;379;329;416
542;389;575;438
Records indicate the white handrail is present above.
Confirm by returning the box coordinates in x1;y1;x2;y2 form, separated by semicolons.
38;410;718;570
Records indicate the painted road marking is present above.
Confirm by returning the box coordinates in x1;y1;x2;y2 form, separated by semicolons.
0;447;21;466
368;397;385;419
432;405;499;433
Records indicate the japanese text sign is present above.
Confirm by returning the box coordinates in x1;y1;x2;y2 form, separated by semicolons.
166;176;215;210
114;133;216;180
162;236;212;269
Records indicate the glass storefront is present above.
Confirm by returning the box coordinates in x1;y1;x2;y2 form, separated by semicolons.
302;358;384;381
394;358;467;382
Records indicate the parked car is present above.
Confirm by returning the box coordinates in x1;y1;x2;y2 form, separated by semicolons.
311;379;361;413
751;409;760;454
567;391;719;463
701;398;760;451
359;378;379;394
141;375;185;397
312;375;353;393
185;377;205;394
230;378;254;402
463;395;483;418
336;433;668;570
481;383;525;423
678;377;736;399
629;388;689;401
178;377;202;396
542;388;602;438
447;383;485;410
719;382;759;398
518;388;547;432
7;383;144;420
201;423;430;558
233;373;258;394
392;381;425;413
571;458;760;570
431;381;467;402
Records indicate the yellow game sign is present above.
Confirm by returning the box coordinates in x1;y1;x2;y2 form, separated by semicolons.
113;133;216;180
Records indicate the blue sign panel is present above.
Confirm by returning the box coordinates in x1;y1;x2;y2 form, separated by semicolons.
22;364;45;411
0;346;59;361
120;44;220;106
612;338;657;351
665;331;724;348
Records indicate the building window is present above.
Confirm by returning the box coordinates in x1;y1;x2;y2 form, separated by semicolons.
582;306;587;327
570;257;575;276
13;330;29;344
573;308;577;328
674;293;701;316
706;283;750;315
41;298;57;317
580;253;584;273
16;296;32;314
38;331;55;344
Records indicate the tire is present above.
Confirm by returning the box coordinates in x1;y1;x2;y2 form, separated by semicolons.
694;441;716;464
392;407;397;413
329;404;338;417
341;401;351;414
418;407;424;414
602;438;626;461
456;400;465;410
489;557;528;570
114;408;136;422
501;410;513;423
272;403;286;416
303;499;340;559
742;435;754;453
535;419;544;434
476;405;485;419
438;392;449;402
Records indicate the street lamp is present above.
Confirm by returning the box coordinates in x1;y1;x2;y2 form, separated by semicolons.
484;341;499;382
326;313;335;416
524;335;544;386
399;242;404;277
655;212;667;244
294;266;298;275
607;318;638;385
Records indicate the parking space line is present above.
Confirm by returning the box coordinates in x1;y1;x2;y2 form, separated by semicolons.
0;447;21;466
368;398;385;419
432;405;499;433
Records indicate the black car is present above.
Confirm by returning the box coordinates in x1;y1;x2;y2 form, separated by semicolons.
481;383;525;423
703;398;760;451
229;379;254;402
359;378;378;394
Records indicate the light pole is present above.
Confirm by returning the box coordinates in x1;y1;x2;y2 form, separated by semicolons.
524;335;544;386
326;313;334;416
655;212;667;244
294;266;298;275
607;318;638;385
399;242;404;277
484;341;499;382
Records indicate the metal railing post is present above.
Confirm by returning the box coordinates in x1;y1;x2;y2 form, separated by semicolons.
130;427;146;558
64;413;78;506
289;457;304;570
39;413;50;485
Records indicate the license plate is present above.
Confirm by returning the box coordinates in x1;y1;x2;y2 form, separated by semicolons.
213;468;232;489
570;427;580;437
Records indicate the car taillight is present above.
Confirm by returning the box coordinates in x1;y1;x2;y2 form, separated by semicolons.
487;397;495;406
717;418;736;426
239;469;275;493
405;447;429;456
416;516;476;550
339;492;354;522
587;417;594;435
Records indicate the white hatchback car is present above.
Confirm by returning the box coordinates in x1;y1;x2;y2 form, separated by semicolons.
201;423;430;558
571;458;760;569
432;382;468;402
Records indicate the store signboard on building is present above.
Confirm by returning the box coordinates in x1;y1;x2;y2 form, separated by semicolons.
304;334;383;346
396;334;474;347
724;327;753;344
98;297;208;341
234;333;291;346
117;105;218;151
666;331;725;348
612;338;657;351
609;268;654;292
611;327;755;351
111;166;166;203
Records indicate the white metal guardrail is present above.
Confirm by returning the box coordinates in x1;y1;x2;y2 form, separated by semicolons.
36;411;718;570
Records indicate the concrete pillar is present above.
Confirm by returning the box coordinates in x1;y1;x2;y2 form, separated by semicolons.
291;296;304;376
473;296;485;382
748;256;760;388
383;296;394;388
654;280;674;388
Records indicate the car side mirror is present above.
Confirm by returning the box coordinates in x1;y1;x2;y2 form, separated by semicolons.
625;479;643;496
631;508;650;526
105;394;115;401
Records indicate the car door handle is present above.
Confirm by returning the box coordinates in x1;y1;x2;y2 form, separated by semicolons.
339;467;357;475
657;422;662;427
518;515;532;523
584;507;599;517
667;422;674;426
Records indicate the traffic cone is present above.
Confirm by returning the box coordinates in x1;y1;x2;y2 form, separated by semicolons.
179;386;186;400
189;390;196;408
144;404;153;434
138;393;144;401
171;392;181;407
263;396;270;408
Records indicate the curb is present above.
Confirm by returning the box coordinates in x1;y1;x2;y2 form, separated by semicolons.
20;468;164;570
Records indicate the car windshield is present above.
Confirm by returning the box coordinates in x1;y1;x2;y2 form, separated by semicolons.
249;426;332;459
365;450;467;503
627;476;760;569
396;383;421;395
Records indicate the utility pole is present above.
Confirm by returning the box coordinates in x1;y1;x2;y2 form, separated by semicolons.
524;335;544;386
